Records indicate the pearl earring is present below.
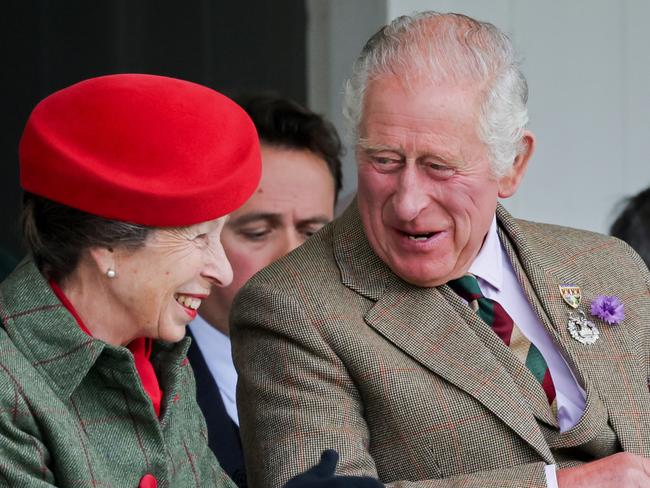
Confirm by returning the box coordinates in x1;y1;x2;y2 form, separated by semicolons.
106;268;116;279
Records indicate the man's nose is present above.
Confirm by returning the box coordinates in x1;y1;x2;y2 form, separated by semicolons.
392;166;430;221
274;231;302;262
202;243;233;288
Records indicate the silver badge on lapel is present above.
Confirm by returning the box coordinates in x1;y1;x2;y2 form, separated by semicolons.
559;283;600;344
567;310;600;345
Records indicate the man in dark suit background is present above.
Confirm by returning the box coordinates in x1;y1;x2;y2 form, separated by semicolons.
187;94;343;487
231;12;650;488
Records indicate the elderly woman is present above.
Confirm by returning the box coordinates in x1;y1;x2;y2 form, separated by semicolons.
0;74;260;487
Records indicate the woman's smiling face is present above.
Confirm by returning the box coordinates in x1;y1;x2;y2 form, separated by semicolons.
103;216;233;344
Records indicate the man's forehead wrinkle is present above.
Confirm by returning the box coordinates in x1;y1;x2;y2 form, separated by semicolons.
358;138;397;152
362;119;461;144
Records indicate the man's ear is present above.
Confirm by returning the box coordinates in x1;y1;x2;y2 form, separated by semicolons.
88;246;114;275
498;130;535;198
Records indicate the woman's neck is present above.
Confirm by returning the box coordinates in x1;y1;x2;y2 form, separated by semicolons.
58;261;136;346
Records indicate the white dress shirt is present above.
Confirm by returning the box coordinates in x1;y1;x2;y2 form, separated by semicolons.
468;217;587;488
188;315;239;426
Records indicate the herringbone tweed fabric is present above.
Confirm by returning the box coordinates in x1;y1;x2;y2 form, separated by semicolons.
0;260;235;487
231;202;650;488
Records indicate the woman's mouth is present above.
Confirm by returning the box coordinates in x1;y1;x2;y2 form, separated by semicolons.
174;293;203;318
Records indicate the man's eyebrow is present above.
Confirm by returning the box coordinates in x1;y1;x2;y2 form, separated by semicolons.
298;216;332;227
358;138;456;163
228;212;281;226
357;139;401;153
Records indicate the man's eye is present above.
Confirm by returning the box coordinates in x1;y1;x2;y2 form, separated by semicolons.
369;156;402;173
373;157;399;165
425;162;455;179
301;224;326;239
240;228;271;241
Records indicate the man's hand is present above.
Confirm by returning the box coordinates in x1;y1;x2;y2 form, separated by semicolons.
557;452;650;487
284;450;384;488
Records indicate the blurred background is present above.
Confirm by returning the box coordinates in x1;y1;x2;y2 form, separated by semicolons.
2;0;649;268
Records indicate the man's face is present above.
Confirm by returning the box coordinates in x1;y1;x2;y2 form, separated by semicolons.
200;143;336;333
356;75;523;287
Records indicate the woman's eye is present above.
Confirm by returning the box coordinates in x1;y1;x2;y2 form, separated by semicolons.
193;233;209;246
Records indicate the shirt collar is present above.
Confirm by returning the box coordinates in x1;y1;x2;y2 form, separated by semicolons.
188;314;234;372
188;314;239;424
468;216;503;292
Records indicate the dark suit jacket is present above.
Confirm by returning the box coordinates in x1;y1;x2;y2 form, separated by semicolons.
187;330;247;487
231;202;650;487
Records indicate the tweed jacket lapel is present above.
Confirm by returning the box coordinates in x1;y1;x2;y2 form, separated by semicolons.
334;202;554;463
334;201;395;302
496;206;650;455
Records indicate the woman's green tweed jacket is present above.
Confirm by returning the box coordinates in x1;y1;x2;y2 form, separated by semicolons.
0;260;235;487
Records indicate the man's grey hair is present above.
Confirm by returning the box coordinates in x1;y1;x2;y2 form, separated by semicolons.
343;11;529;177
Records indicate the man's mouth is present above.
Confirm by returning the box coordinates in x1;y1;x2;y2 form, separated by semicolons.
407;232;435;241
395;228;447;249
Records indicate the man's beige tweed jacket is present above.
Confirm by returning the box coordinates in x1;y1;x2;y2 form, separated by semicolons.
231;203;650;487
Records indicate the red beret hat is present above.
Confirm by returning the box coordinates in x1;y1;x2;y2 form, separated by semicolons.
19;74;261;226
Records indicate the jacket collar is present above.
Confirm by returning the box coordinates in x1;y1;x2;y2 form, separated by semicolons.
333;200;396;301
0;259;107;399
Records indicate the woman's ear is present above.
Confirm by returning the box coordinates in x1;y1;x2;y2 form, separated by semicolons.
88;247;115;276
498;130;535;199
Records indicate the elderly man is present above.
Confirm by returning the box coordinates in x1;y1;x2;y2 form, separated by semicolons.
232;11;650;488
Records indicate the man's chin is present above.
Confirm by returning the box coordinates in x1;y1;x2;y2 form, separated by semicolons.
389;263;453;288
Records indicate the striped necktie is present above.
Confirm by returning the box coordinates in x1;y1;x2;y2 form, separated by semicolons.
448;274;557;409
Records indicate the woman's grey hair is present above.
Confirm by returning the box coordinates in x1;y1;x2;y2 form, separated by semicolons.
343;11;529;177
22;192;151;282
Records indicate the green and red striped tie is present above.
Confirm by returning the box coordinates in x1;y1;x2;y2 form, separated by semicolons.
448;275;557;411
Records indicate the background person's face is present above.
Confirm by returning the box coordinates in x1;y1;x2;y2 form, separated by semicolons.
356;75;510;287
200;144;336;334
101;217;232;344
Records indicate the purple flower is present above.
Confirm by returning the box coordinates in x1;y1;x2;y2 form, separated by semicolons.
590;295;624;325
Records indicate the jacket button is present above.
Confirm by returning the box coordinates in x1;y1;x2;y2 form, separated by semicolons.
139;474;158;488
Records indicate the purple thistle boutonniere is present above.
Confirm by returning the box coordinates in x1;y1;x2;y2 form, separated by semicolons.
590;295;624;325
